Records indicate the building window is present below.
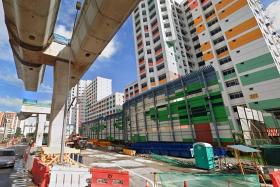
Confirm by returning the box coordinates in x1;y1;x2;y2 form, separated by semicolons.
222;68;235;76
210;27;222;36
219;56;231;65
141;83;147;88
163;15;168;20
158;74;166;81
229;91;244;100
164;23;170;28
157;63;165;71
213;36;225;45
216;46;228;55
225;79;239;87
165;32;172;37
161;7;167;12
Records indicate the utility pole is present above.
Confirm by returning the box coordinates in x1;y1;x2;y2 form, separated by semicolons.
75;82;80;135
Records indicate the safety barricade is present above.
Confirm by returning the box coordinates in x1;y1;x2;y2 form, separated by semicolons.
31;158;50;187
90;168;129;187
49;165;91;187
270;170;280;187
25;154;35;172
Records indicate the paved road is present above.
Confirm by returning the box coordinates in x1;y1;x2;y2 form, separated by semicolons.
0;144;35;187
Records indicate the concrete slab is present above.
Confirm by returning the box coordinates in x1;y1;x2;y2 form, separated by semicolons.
80;148;204;187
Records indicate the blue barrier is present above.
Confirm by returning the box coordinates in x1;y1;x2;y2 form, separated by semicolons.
128;142;227;158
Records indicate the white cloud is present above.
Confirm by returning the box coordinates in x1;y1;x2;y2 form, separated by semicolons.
0;73;22;87
266;0;280;32
39;84;52;94
0;1;13;61
0;96;22;108
99;38;119;60
54;25;73;39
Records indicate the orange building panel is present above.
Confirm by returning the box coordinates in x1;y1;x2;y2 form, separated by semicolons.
225;17;257;39
203;51;214;61
218;0;247;20
159;79;167;85
194;16;203;26
215;0;234;11
196;24;206;34
200;41;211;52
228;28;263;50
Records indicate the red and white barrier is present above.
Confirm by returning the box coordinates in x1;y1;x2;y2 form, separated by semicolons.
31;158;50;187
49;165;91;187
90;168;130;187
270;170;280;187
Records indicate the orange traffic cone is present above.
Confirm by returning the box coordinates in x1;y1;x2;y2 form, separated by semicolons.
184;181;188;187
145;180;150;187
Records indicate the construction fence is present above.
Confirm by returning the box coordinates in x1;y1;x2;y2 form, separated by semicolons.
81;66;279;146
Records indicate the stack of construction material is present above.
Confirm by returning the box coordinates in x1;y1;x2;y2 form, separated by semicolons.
88;139;112;147
37;147;81;167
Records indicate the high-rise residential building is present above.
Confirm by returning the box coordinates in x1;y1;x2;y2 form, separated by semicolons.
246;0;280;73
131;0;280;128
86;77;112;105
180;0;280;128
85;77;112;120
68;80;92;126
124;81;139;101
86;92;124;121
132;0;201;92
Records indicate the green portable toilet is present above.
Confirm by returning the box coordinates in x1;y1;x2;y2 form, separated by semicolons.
193;142;215;170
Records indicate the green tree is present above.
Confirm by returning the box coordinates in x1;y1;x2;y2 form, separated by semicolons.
15;127;22;137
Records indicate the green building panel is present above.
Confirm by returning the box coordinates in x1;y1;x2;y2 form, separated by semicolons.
263;116;280;128
240;67;280;86
249;98;280;111
236;53;274;73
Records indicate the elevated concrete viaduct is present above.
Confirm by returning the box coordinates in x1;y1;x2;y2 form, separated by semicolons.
3;0;140;147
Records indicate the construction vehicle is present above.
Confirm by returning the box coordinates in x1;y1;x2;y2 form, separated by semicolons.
66;134;88;150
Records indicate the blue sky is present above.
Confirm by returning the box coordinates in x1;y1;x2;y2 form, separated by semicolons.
0;0;278;112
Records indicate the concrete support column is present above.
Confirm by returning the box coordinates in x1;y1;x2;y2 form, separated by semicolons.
35;114;46;147
48;61;70;148
48;105;66;148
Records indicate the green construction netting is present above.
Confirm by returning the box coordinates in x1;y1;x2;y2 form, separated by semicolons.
151;153;195;168
157;173;260;187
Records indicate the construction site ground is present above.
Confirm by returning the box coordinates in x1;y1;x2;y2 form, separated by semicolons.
81;148;211;186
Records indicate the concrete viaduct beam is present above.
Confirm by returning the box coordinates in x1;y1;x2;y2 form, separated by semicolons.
2;0;61;91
